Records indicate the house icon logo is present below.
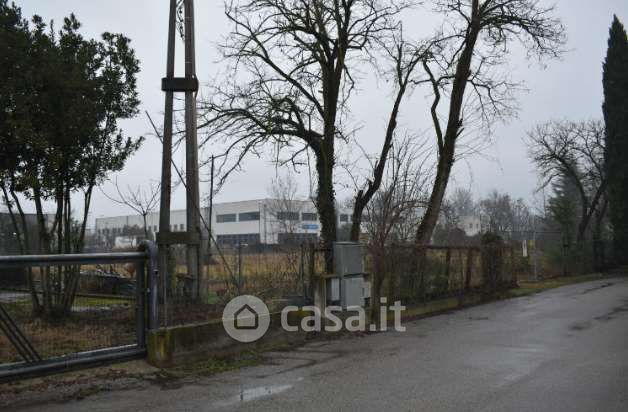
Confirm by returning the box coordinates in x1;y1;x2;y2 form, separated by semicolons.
222;295;270;342
234;304;259;330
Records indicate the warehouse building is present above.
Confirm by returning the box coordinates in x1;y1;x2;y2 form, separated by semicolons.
94;198;354;246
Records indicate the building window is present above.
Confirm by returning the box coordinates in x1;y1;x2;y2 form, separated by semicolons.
339;214;349;222
216;233;260;246
153;225;158;232
179;224;185;231
302;212;318;221
239;211;260;222
217;213;237;223
278;232;318;245
276;211;300;221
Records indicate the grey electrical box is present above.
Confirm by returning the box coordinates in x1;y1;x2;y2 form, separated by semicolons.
333;242;365;276
331;242;368;308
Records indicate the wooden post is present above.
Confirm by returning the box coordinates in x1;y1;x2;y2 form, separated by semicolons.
308;243;315;301
510;247;517;286
465;248;474;291
445;248;452;291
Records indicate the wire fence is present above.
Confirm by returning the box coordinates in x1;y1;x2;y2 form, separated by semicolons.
156;240;525;326
0;251;149;370
495;233;615;280
367;243;519;307
157;243;314;327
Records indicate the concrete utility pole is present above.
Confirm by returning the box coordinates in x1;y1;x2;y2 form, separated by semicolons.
183;0;202;299
158;0;176;313
158;0;203;303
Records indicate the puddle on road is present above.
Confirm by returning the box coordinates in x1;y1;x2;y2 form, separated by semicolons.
238;384;293;402
215;380;301;408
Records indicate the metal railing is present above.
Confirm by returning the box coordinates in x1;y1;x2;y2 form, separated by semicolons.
0;241;158;382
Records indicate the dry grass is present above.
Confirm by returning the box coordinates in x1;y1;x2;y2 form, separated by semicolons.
0;300;136;364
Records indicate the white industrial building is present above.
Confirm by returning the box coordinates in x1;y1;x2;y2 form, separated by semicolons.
95;199;354;246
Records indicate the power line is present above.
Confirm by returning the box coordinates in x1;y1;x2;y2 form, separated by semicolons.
146;111;237;283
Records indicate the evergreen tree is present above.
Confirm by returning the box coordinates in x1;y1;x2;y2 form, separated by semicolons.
548;171;582;246
0;4;142;316
603;16;628;264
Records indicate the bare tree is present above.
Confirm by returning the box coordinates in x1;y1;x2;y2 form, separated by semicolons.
478;190;532;239
199;0;415;265
414;0;565;245
349;32;428;240
436;187;477;237
527;120;607;244
433;187;480;244
267;173;307;242
450;187;476;219
362;136;432;321
101;179;161;239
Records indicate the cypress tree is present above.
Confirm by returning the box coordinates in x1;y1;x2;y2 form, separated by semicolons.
548;171;582;246
603;16;628;264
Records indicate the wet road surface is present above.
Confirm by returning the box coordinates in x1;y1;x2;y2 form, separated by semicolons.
32;277;628;411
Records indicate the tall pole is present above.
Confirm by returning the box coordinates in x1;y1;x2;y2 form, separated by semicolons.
183;0;202;299
533;215;538;281
158;0;177;320
208;155;214;258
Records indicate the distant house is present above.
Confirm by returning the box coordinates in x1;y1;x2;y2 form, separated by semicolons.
458;215;482;237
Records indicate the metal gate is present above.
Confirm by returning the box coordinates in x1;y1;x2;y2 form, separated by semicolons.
0;242;157;382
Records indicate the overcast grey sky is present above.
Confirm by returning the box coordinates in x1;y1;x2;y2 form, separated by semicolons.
17;0;628;224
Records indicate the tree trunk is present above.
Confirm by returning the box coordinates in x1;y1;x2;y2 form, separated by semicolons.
10;188;41;313
33;184;53;314
315;144;337;273
414;9;480;245
592;198;609;271
350;190;365;242
64;187;94;314
2;185;41;313
415;156;454;245
143;214;149;239
350;82;407;242
77;185;93;252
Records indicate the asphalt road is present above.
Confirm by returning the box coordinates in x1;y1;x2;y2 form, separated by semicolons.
34;277;628;411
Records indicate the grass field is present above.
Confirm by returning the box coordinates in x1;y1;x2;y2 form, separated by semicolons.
0;293;135;364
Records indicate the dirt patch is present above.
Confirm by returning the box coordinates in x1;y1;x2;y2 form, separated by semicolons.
594;299;628;322
580;282;614;295
568;321;592;331
0;360;156;409
0;308;136;363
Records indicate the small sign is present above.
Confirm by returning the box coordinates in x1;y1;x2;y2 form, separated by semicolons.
522;240;528;257
302;224;319;230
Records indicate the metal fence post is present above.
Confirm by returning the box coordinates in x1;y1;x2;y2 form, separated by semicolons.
299;243;305;299
237;242;243;292
140;241;159;331
136;259;146;348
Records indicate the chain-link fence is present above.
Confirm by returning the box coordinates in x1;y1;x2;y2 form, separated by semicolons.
158;243;312;327
157;239;527;326
0;250;150;374
366;242;519;307
495;231;615;280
